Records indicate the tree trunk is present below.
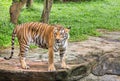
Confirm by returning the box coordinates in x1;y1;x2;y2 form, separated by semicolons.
60;0;67;2
60;0;63;2
41;0;53;23
26;0;33;8
10;0;27;24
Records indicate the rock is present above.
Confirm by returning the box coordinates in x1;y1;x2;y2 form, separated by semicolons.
0;69;69;81
79;74;120;81
0;57;93;81
92;53;120;76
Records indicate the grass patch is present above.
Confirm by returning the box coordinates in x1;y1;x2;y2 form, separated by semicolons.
0;0;120;48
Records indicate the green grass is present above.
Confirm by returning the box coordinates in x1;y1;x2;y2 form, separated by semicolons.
0;0;120;48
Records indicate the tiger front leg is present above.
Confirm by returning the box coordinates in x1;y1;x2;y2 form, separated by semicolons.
60;49;69;69
48;47;56;71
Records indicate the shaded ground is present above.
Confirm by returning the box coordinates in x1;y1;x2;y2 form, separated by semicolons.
0;30;120;81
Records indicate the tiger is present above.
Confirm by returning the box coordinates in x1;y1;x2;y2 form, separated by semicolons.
4;22;71;71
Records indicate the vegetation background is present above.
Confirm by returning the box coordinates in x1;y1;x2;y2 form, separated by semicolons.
0;0;120;48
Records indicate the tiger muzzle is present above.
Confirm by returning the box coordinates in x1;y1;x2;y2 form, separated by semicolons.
56;39;61;43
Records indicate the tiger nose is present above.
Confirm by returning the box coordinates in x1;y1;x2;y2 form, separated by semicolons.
56;39;60;43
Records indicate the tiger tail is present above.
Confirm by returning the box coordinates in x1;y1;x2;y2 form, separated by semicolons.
4;30;16;60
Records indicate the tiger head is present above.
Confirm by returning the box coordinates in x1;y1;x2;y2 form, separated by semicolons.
53;25;71;46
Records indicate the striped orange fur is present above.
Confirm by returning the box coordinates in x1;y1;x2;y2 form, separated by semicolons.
4;22;71;71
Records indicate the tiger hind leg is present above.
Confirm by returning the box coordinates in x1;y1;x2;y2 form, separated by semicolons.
19;56;30;69
19;44;30;69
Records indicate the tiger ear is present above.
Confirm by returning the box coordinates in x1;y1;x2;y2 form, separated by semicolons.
67;26;71;30
66;26;71;32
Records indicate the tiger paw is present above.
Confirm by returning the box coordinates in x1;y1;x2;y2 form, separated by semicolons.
61;65;70;69
61;63;70;69
22;65;30;69
48;64;56;71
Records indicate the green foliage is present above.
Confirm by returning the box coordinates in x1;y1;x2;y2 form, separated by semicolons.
13;0;19;2
0;0;120;48
50;0;120;41
34;0;43;3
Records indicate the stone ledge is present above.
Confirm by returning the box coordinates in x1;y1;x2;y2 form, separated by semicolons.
0;58;94;81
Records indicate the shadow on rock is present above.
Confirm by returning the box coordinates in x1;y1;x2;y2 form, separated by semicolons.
92;52;120;76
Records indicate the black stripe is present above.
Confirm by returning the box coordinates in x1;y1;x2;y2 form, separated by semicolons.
11;51;14;54
12;47;14;50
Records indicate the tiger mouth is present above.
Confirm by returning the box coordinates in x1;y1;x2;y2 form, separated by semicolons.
56;42;62;46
